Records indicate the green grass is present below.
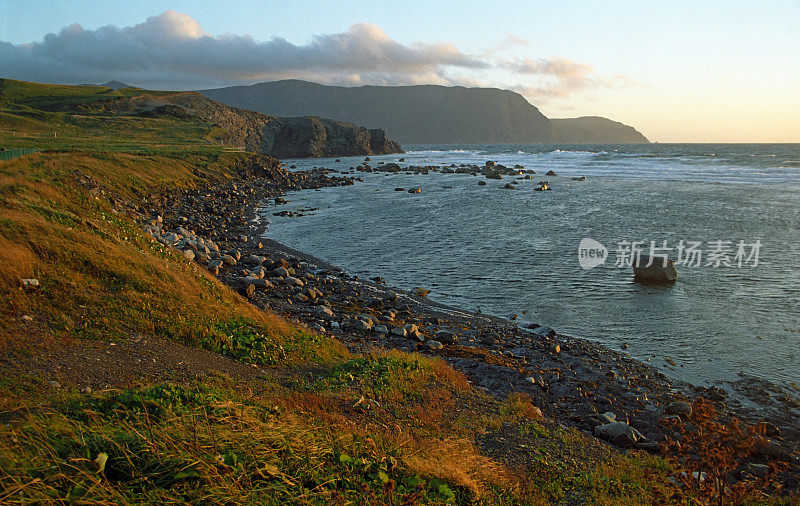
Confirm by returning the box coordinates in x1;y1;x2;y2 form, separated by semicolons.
0;78;223;155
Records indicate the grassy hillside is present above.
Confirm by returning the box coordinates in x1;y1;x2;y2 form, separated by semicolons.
0;78;230;154
0;80;749;504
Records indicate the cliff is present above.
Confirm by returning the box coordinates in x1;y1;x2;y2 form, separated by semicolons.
551;116;649;143
200;80;554;144
95;91;403;157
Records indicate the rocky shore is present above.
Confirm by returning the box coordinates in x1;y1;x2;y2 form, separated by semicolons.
130;154;798;488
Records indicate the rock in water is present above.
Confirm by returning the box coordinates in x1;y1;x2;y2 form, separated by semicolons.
633;255;677;285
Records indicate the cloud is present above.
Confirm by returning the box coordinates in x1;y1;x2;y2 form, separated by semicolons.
0;10;488;89
479;34;530;57
503;57;639;101
0;11;636;103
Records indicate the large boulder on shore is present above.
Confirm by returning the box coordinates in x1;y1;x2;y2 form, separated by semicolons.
633;255;677;285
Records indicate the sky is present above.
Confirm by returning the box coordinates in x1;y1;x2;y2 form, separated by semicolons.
1;0;798;143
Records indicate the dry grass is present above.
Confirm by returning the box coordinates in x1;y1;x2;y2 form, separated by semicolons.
0;380;518;504
403;438;514;500
0;152;343;366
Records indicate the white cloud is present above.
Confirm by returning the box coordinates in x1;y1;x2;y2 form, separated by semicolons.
503;57;639;102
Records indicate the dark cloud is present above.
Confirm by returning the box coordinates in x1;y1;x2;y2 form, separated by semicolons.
0;10;487;89
0;11;633;102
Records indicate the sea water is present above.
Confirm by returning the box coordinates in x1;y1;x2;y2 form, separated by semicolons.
263;143;800;392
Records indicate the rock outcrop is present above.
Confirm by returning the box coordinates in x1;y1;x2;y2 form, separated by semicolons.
263;116;402;158
95;92;403;158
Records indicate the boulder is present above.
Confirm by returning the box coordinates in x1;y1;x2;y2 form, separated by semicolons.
531;325;556;338
594;422;643;446
391;326;407;337
247;255;266;265
249;266;267;279
273;267;290;278
633;255;677;285
353;318;373;331
435;330;456;344
408;329;425;342
285;276;304;287
664;402;692;417
244;277;271;288
20;278;40;290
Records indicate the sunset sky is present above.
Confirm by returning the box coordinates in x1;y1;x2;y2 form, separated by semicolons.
1;0;798;143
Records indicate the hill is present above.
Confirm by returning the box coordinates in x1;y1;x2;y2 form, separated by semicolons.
200;80;555;144
0;78;402;157
551;116;649;143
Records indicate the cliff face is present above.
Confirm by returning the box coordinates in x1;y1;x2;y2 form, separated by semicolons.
97;91;403;157
262;117;402;158
200;80;554;144
551;116;649;143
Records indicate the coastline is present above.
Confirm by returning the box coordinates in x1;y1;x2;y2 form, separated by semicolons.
146;157;799;458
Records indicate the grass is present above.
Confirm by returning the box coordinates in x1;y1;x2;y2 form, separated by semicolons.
0;371;681;504
0;79;761;504
0;78;222;155
0;153;294;345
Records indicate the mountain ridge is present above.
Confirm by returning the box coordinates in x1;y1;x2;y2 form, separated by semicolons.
200;80;555;144
199;79;648;144
551;116;649;143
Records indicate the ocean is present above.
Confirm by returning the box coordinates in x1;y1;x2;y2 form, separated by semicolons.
262;143;800;393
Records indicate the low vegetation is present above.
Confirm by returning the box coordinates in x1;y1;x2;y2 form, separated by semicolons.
0;79;791;503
